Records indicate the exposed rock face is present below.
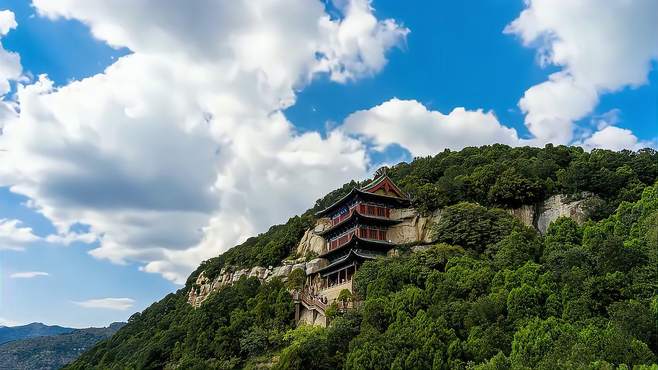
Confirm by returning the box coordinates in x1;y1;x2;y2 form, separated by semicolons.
295;218;331;257
388;208;441;244
189;266;271;308
269;265;292;281
188;259;322;307
507;194;596;235
187;272;212;308
305;258;327;275
536;194;593;234
507;204;535;229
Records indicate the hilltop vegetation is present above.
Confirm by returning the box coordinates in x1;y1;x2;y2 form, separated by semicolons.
293;187;658;368
67;145;658;369
190;145;657;284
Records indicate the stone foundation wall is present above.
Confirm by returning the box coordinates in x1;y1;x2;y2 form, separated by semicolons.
298;306;327;327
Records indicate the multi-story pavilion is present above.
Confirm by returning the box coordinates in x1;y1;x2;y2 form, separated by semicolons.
313;174;410;291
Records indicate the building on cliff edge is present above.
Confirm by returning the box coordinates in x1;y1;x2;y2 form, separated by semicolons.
294;173;410;326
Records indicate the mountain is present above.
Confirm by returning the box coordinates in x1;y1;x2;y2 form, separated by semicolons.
0;322;125;370
66;145;658;369
0;323;74;345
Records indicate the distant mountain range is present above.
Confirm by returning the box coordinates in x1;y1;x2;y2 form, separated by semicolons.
0;322;125;370
0;323;74;345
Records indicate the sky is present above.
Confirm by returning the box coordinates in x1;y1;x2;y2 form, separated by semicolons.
0;0;655;328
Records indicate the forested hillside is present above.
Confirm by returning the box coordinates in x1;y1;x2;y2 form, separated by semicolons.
67;145;658;369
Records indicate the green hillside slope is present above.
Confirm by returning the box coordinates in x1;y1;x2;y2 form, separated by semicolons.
66;145;658;369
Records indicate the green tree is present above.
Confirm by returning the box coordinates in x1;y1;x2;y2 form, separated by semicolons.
488;168;544;207
433;202;520;253
286;268;306;291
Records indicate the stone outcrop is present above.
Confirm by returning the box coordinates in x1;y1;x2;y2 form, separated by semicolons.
507;204;535;229
305;258;327;275
508;193;597;235
295;218;331;257
187;258;324;308
536;194;594;234
187;271;214;308
387;208;441;244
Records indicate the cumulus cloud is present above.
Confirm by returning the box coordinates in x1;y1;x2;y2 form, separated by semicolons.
577;126;655;152
0;218;40;251
72;298;135;311
0;10;21;127
0;1;407;283
342;2;656;158
9;271;50;279
313;0;410;82
0;10;21;95
342;98;520;157
506;0;658;145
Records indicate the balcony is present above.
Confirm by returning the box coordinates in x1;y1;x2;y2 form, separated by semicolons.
331;203;391;226
328;227;388;251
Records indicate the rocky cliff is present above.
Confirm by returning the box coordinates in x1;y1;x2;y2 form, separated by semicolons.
507;193;597;234
188;194;595;307
188;257;326;308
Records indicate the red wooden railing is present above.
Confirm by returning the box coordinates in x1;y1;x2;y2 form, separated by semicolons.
331;203;391;226
328;227;387;251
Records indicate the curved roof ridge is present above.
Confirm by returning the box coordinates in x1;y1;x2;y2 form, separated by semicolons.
315;174;409;217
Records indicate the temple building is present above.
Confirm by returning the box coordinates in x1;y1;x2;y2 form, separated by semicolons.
295;173;410;326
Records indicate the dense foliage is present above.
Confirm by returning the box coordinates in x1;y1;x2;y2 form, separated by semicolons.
190;145;657;285
273;184;658;369
68;278;294;369
0;323;124;370
388;144;657;216
67;146;658;369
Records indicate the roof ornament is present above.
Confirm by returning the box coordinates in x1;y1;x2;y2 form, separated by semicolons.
374;166;388;179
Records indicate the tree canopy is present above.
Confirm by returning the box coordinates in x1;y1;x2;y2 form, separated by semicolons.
67;146;658;369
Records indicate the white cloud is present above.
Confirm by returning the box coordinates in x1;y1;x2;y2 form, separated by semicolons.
313;0;410;82
342;2;657;158
2;0;653;286
72;298;135;311
518;72;598;144
0;1;406;283
506;0;658;145
0;10;17;35
0;218;40;251
577;126;655;152
9;271;50;279
0;10;21;126
0;9;21;94
342;98;520;157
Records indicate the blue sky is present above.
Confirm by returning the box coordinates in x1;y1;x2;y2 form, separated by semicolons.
0;0;656;327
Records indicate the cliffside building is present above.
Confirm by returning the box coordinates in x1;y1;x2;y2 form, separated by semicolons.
295;173;410;325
